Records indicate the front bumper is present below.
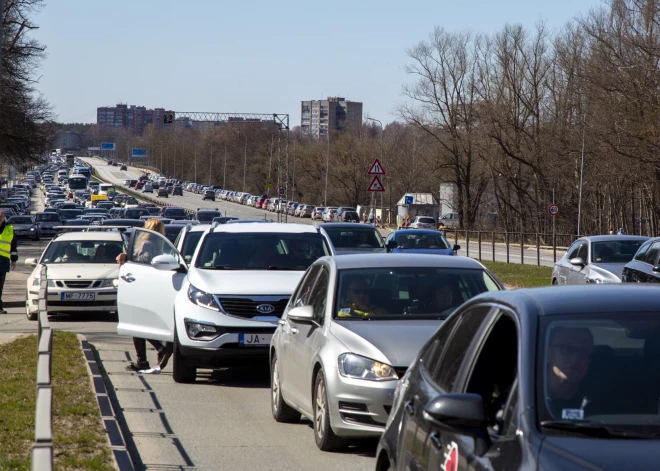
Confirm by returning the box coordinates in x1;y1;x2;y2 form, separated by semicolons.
27;287;117;314
14;229;38;238
326;368;397;437
174;300;279;366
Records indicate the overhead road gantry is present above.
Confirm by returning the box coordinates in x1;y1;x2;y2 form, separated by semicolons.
172;112;289;130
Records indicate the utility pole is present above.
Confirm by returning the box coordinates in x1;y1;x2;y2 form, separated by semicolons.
160;142;163;174
223;145;227;189
194;147;197;183
0;0;4;98
268;135;274;197
324;131;330;205
242;134;248;192
209;150;212;185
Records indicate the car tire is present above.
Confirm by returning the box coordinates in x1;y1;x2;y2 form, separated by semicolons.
271;354;300;423
172;328;196;383
313;370;344;451
26;290;37;321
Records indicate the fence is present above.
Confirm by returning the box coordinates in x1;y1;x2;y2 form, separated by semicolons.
32;264;52;470
443;230;577;266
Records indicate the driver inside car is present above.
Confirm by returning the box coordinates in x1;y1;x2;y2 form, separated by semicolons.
337;278;387;318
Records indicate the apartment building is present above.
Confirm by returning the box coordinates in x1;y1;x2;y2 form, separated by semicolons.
96;104;174;134
301;97;363;139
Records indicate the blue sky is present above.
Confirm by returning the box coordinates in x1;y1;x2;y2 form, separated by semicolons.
34;0;602;126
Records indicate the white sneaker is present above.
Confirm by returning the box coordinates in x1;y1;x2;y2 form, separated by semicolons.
138;366;161;374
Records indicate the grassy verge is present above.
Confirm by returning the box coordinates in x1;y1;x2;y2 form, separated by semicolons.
0;331;114;470
480;260;553;288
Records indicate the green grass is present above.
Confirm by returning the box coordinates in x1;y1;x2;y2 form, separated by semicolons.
0;331;114;471
480;261;553;288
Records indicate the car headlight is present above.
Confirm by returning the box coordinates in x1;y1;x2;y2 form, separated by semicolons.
33;278;55;287
338;353;398;381
588;277;606;284
100;279;118;288
187;284;220;311
30;227;35;231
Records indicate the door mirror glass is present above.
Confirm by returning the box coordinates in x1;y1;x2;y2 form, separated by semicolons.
151;254;180;271
453;244;461;252
569;257;585;267
287;305;314;323
24;258;37;267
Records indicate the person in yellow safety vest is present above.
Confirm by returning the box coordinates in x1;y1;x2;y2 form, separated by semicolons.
337;278;387;318
0;210;18;314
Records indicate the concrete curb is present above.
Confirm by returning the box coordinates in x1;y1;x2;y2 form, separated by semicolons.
79;334;135;471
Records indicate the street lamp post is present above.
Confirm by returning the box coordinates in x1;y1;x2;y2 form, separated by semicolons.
324;131;330;205
223;145;227;189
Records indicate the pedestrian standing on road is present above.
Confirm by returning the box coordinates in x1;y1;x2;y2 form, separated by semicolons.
0;211;17;314
117;218;173;373
617;227;626;235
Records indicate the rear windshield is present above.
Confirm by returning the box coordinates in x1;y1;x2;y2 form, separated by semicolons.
195;233;331;270
394;232;450;250
324;227;384;249
164;208;186;217
198;212;220;223
125;209;149;219
418;217;436;224
36;213;61;222
591;240;645;264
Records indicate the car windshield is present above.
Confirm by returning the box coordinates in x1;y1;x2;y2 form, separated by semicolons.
591;240;645;264
539;314;660;435
195;233;331;270
9;217;34;224
334;267;500;320
41;240;124;264
324;227;384;249
164;208;186;217
125;209;148;219
394;232;450;250
36;213;60;222
198;212;220;223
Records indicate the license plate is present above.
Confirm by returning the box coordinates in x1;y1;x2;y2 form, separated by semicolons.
61;292;95;301
239;333;272;347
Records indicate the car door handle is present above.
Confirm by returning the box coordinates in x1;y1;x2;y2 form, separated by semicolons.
290;326;298;334
120;274;135;283
429;432;442;449
404;400;415;416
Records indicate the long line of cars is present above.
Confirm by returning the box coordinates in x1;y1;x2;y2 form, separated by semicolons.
28;158;660;470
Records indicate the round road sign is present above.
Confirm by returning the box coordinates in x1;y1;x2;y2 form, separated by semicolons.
548;203;560;216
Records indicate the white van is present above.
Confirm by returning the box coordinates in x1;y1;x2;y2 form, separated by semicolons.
98;183;115;195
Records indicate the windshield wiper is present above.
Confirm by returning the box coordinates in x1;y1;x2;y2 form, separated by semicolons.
200;265;237;270
540;421;660;439
267;266;297;271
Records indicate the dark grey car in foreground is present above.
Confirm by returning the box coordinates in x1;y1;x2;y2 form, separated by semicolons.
552;235;647;285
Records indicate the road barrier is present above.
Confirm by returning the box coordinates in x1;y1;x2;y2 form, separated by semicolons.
32;264;53;470
444;230;575;266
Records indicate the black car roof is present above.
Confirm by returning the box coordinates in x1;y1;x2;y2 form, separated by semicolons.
468;285;660;317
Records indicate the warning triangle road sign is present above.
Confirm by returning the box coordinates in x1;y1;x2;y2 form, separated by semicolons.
368;175;385;192
368;159;385;175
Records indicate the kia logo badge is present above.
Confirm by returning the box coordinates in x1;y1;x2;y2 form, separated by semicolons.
256;304;275;314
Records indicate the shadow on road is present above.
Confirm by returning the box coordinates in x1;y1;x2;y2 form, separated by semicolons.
47;312;118;323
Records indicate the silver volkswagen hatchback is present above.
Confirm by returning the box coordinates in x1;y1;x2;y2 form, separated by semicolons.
269;253;503;451
552;235;648;285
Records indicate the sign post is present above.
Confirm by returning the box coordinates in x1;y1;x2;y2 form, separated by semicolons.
367;159;386;226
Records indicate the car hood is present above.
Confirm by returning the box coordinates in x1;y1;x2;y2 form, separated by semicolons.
540;436;660;470
334;247;386;255
43;263;118;279
329;320;442;367
589;263;626;282
392;248;455;255
188;268;305;295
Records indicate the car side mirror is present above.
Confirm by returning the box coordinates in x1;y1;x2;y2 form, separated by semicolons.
386;240;398;251
453;244;461;252
569;257;585;267
653;265;660;273
151;254;180;271
24;258;37;267
423;393;491;457
287;305;315;323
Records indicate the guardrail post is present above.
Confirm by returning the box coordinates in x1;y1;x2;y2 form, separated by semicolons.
520;232;524;265
492;231;495;262
537;232;541;267
506;232;510;264
478;231;482;261
465;231;470;258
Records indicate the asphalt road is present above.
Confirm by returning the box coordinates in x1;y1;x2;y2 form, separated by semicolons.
4;181;376;471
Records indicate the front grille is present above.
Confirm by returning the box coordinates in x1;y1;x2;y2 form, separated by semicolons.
48;300;116;307
217;297;289;319
63;280;93;288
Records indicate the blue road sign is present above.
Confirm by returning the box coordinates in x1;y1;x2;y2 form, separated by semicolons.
132;148;147;158
101;142;116;151
405;195;414;205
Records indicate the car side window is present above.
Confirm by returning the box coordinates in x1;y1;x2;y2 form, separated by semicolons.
565;241;582;260
309;267;329;325
431;306;492;392
464;313;518;432
292;265;321;308
644;242;660;265
129;228;179;265
634;241;652;262
422;313;461;376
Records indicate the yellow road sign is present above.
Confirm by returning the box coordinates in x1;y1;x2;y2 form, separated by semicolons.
265;178;273;189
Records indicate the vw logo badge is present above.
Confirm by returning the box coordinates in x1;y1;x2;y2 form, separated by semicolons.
256;304;275;314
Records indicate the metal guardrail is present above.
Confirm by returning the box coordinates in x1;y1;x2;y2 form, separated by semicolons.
444;230;576;266
32;264;53;470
